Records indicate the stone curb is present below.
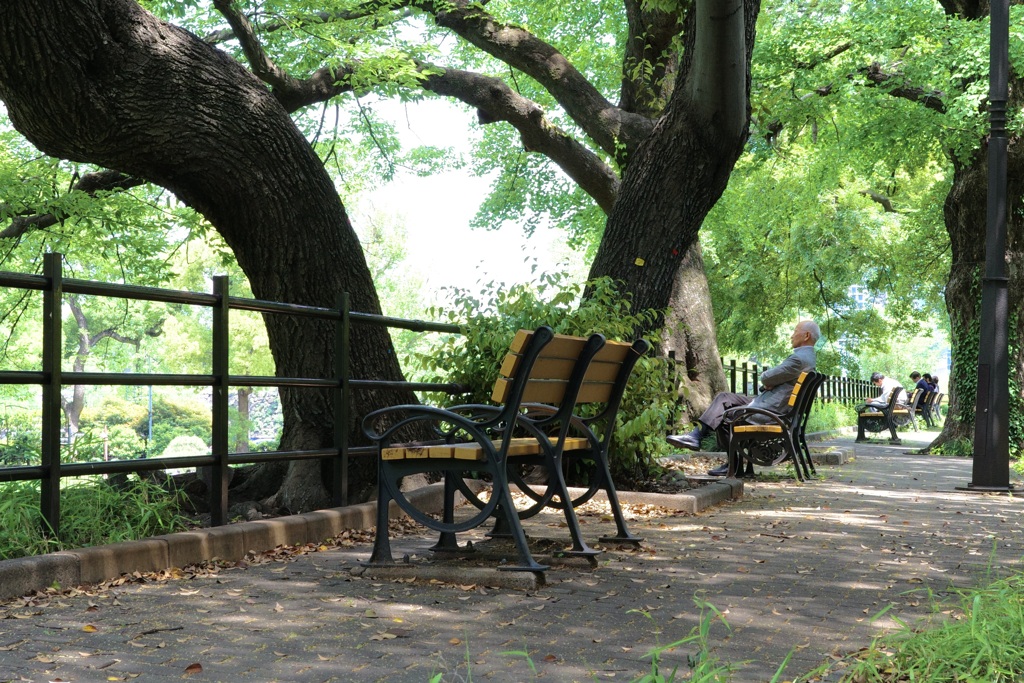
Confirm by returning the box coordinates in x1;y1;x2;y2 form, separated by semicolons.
0;484;447;602
0;477;737;600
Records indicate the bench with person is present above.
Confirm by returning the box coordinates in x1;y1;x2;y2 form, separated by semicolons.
856;372;908;444
666;320;821;477
360;326;649;574
722;370;825;481
900;387;931;430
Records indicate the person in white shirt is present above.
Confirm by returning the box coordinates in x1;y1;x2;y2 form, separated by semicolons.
861;372;907;410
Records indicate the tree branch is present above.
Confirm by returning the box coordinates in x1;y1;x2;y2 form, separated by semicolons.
795;42;853;70
421;65;619;213
202;2;415;45
0;170;140;240
861;62;947;114
211;0;357;112
861;189;897;213
415;0;654;164
619;2;683;117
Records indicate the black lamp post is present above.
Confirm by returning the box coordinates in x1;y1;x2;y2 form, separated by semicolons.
966;0;1012;491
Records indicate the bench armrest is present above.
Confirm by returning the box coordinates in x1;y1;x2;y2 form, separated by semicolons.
362;404;504;445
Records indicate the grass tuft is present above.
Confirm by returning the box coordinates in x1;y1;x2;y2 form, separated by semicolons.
0;476;189;560
819;570;1024;682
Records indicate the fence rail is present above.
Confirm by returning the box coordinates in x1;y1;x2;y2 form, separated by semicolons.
0;253;468;537
716;357;875;403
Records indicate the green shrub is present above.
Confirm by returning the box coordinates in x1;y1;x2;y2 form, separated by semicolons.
0;476;188;560
0;409;41;466
161;435;210;457
63;425;147;462
84;394;210;457
932;437;974;457
806;402;855;433
417;274;675;484
147;397;210;456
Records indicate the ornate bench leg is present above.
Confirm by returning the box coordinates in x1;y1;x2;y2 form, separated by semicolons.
547;456;600;558
886;417;902;445
492;477;549;573
363;462;398;567
856;418;868;442
594;456;641;545
430;472;463;553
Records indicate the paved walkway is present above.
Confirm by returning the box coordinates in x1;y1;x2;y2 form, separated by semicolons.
2;433;1023;682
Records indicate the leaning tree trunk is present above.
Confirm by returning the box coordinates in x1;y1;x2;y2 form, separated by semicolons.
937;144;1024;453
662;241;728;423
0;0;416;510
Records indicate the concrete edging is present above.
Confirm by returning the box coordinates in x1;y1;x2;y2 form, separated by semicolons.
0;478;737;601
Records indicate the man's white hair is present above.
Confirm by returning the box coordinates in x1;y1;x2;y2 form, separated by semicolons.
798;320;821;343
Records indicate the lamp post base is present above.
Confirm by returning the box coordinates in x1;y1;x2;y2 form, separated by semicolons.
955;483;1016;493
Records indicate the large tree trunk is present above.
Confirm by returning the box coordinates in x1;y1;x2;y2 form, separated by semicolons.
937;148;1024;453
0;0;413;510
663;242;728;422
588;0;753;412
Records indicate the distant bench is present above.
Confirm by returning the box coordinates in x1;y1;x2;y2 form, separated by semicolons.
361;326;649;573
856;386;907;444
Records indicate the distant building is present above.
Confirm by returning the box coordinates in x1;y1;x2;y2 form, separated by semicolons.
848;284;883;310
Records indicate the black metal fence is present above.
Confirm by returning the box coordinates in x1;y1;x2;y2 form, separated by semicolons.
0;253;467;537
0;254;882;539
717;357;875;404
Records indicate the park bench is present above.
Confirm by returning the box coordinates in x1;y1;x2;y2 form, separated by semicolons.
721;370;825;481
929;391;944;423
361;326;649;573
855;385;907;444
908;388;935;429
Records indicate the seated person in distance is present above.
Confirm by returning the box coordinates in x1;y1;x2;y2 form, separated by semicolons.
856;372;906;412
666;320;820;476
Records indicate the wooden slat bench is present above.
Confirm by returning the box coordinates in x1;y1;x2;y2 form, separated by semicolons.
495;336;650;546
361;326;648;573
855;385;906;444
722;371;824;481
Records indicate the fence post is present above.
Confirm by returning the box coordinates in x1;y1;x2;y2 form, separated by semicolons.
728;359;737;393
210;276;230;527
40;253;63;537
741;362;749;396
333;292;350;507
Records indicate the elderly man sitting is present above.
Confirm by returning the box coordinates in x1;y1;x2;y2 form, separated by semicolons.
667;320;820;476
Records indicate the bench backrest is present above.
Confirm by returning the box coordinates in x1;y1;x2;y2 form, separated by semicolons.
907;388;924;411
491;330;641;406
782;370;818;418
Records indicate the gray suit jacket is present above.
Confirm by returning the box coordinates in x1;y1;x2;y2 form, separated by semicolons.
748;345;817;415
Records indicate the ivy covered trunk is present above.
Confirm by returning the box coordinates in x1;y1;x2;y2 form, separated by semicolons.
0;0;418;510
938;144;1024;454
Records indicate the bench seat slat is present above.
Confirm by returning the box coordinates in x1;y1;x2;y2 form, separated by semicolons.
382;436;591;461
733;424;784;434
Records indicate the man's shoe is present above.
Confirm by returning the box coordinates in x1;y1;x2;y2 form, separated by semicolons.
667;433;701;451
707;463;730;476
